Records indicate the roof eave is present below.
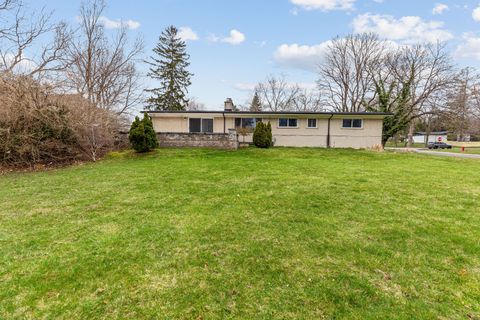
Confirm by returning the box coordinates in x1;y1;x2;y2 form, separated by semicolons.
142;110;393;117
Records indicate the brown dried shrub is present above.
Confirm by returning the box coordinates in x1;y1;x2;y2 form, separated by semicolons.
0;73;122;167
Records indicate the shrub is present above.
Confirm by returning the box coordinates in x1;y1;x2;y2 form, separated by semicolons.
58;94;120;162
1;76;77;166
266;121;273;146
253;122;272;148
237;127;253;144
129;114;158;152
0;75;126;167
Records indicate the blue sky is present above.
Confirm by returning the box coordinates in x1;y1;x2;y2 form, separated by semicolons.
30;0;480;110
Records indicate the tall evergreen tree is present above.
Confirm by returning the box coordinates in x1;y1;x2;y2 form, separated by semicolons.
250;91;262;112
146;26;193;110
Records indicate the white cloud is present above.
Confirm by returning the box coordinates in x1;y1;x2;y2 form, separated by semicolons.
222;29;246;45
98;16;140;30
473;5;480;21
209;29;246;45
352;13;453;43
177;27;199;41
290;0;355;11
273;38;404;73
432;3;449;15
373;0;384;3
274;41;331;72
455;33;480;60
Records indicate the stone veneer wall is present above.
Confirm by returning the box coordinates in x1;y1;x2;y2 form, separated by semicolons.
157;130;238;150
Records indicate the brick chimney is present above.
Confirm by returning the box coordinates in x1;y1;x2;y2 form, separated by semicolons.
224;98;234;111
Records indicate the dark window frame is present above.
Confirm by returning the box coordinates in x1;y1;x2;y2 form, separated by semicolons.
189;118;214;133
278;118;298;128
234;118;262;129
307;118;317;128
342;119;363;129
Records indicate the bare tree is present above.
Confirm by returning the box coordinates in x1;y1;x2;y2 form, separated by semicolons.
255;75;300;111
292;88;322;112
186;97;205;111
317;33;386;112
390;43;454;146
469;71;480;122
443;67;480;141
0;0;70;79
66;0;144;115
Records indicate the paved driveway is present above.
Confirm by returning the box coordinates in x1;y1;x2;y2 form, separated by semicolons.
386;148;480;159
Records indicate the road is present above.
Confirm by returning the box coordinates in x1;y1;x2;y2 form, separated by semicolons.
386;148;480;159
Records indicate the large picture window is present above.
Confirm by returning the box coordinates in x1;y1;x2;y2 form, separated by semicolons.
278;118;298;128
235;118;262;129
189;118;214;133
342;119;363;129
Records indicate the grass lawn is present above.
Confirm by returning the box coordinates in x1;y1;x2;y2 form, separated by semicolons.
1;148;479;319
385;142;426;148
429;147;480;154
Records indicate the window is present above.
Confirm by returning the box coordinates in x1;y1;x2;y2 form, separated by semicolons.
189;118;213;133
202;119;213;133
307;119;317;128
278;118;298;128
189;118;201;133
342;119;363;129
235;118;262;129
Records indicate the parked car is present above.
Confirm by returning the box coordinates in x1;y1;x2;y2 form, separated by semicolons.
427;142;453;149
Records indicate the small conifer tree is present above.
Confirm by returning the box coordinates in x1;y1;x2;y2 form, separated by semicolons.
250;91;262;112
253;122;272;148
266;121;273;146
129;114;159;152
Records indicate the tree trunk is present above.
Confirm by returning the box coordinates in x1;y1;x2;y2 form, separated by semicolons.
425;123;431;148
407;121;415;148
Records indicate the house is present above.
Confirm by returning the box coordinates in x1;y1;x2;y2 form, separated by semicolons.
412;131;449;144
145;98;391;149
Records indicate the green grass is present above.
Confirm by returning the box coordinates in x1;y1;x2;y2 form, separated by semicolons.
385;141;480;154
429;147;480;154
385;142;425;148
1;148;479;319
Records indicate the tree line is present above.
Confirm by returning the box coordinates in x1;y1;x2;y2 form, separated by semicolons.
246;35;480;146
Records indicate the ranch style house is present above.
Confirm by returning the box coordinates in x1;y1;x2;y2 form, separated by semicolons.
144;98;391;149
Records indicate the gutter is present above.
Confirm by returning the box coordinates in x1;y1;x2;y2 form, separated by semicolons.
326;113;334;148
223;112;226;133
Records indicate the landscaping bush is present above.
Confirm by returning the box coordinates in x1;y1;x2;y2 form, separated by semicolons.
253;121;272;148
266;121;273;145
129;114;158;152
0;75;124;167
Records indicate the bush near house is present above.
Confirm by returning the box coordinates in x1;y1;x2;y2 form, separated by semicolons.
0;75;120;167
253;121;272;148
266;121;273;145
129;114;158;152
